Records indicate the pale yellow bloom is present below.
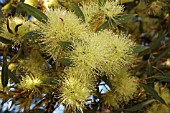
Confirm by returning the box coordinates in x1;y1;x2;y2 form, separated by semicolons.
38;8;88;58
80;1;99;23
0;16;37;44
43;0;58;9
111;67;137;95
19;74;42;91
59;75;91;109
100;0;124;18
0;76;3;91
103;68;137;107
23;0;39;6
147;83;170;113
67;30;133;76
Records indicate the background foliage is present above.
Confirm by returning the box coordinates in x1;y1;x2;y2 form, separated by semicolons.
0;0;170;113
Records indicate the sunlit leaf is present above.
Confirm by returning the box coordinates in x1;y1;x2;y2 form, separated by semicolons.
59;58;72;66
0;36;13;44
132;45;149;53
58;41;73;50
126;99;155;111
23;31;41;39
152;73;170;82
8;70;19;83
69;0;85;22
19;2;48;23
0;9;5;20
140;83;167;105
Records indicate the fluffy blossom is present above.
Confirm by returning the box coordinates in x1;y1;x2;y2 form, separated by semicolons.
103;68;137;107
38;8;88;58
147;83;170;113
100;0;124;18
0;16;37;44
67;30;133;76
80;1;100;23
19;74;42;91
59;75;91;109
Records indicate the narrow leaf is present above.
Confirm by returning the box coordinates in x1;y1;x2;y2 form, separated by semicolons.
114;14;136;24
152;73;170;82
0;36;13;44
0;9;5;19
1;49;8;88
60;58;72;66
23;31;41;39
19;2;48;23
98;0;106;6
154;48;170;62
140;83;167;105
58;41;73;50
132;46;149;54
8;70;19;83
126;99;155;111
8;48;22;65
69;0;85;22
95;20;110;32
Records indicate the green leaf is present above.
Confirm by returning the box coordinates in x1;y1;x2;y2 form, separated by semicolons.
1;49;8;88
132;46;149;53
154;48;170;62
19;2;48;23
152;73;170;82
95;19;116;32
59;58;72;66
140;83;167;105
101;75;113;89
23;31;41;39
126;99;155;112
58;41;73;50
95;20;110;32
98;0;106;6
149;31;166;52
41;77;59;84
8;70;19;83
0;9;5;20
8;48;22;65
96;14;136;32
114;14;136;24
0;36;13;44
69;0;85;22
146;61;153;76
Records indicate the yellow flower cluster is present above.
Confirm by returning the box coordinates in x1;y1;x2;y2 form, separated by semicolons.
19;73;42;91
0;0;135;110
38;8;89;58
147;83;170;113
0;16;37;44
81;0;124;24
59;74;91;109
102;68;137;107
68;30;133;76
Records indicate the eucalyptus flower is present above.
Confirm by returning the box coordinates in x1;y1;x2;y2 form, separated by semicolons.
38;8;89;58
80;1;100;23
103;68;137;107
0;16;37;44
68;30;134;76
147;83;170;113
100;0;124;18
59;75;91;109
19;73;42;91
